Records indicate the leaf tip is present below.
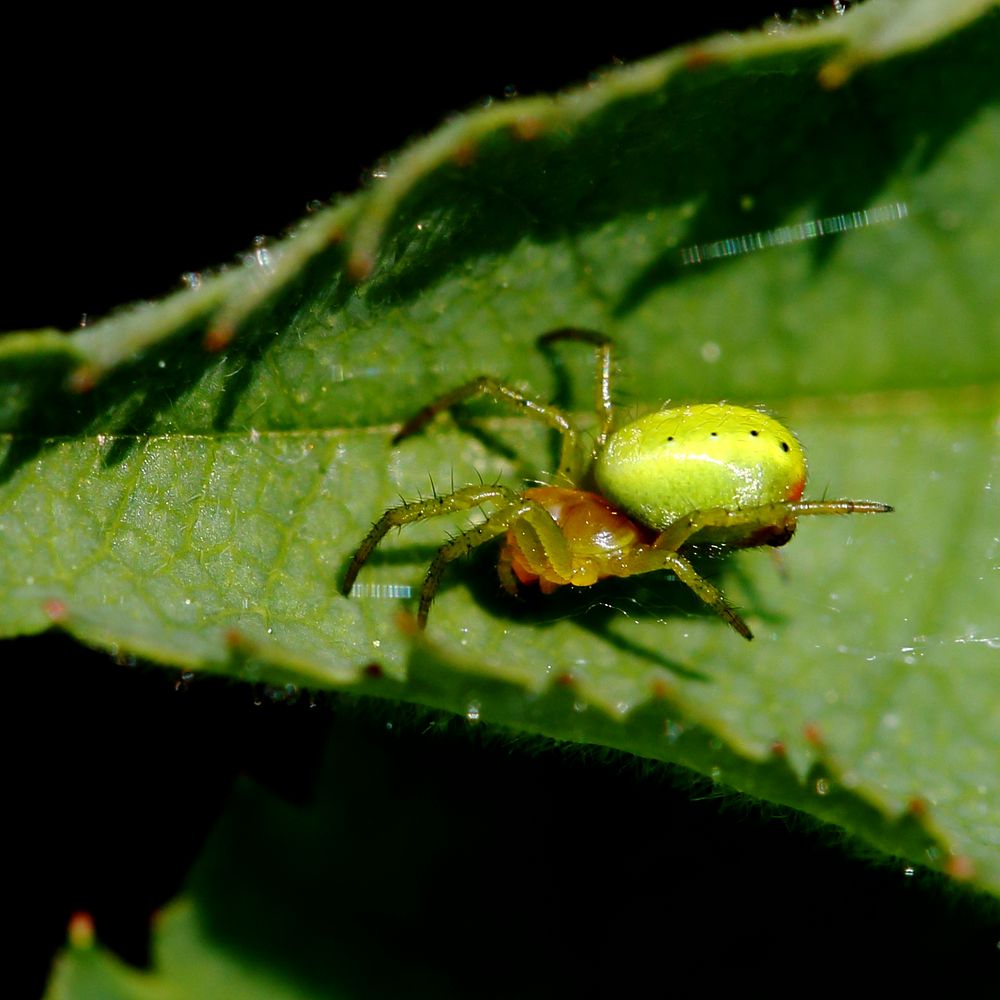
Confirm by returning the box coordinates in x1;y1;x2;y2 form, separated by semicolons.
42;598;69;623
347;248;376;282
452;141;477;167
224;627;250;651
802;721;826;748
649;677;672;700
943;854;976;882
394;610;421;637
67;364;100;394
817;57;854;90
510;114;544;142
67;911;96;950
682;46;718;71
204;320;236;353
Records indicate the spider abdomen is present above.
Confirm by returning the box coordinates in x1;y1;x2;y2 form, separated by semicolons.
593;404;808;535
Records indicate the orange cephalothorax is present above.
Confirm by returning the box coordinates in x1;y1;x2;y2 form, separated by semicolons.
500;486;652;593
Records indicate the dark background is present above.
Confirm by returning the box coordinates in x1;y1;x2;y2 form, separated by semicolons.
7;6;1000;994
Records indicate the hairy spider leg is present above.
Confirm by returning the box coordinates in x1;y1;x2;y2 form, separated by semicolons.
391;330;619;483
391;377;587;483
652;499;895;552
343;485;515;596
416;496;577;627
538;328;615;449
621;498;894;640
659;551;755;639
608;544;756;640
341;484;575;627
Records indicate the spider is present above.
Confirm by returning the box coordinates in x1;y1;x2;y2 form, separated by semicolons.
342;329;892;640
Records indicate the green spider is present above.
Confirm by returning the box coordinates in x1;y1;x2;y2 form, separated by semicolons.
342;329;892;639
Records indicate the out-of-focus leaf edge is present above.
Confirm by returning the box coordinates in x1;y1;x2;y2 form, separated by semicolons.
2;1;994;386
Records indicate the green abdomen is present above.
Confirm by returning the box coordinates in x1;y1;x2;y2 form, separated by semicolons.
593;404;807;532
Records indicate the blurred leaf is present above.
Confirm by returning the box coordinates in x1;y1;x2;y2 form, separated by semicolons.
46;712;1000;997
8;0;1000;897
46;901;326;1000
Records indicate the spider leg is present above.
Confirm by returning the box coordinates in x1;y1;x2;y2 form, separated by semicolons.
786;499;893;515
659;551;754;640
621;498;892;638
652;499;893;552
342;485;520;596
538;328;615;449
392;376;587;482
497;546;520;597
417;500;573;626
609;546;753;640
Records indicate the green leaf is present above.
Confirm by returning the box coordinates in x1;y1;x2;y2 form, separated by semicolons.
7;0;1000;900
46;902;323;1000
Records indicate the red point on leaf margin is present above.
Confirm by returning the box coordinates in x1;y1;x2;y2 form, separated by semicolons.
803;722;825;748
68;911;95;949
347;249;375;282
944;855;975;881
452;142;477;167
68;365;99;394
43;598;68;623
204;321;235;353
683;47;717;71
510;116;543;142
649;678;670;700
394;610;420;637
